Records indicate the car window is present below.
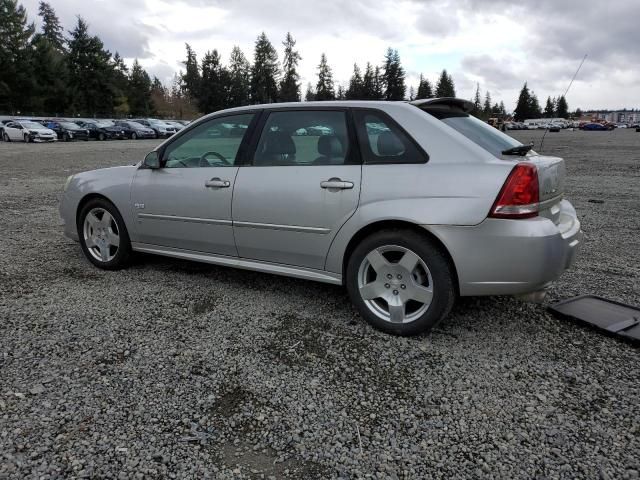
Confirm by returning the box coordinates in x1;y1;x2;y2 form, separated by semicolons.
354;110;427;164
430;112;522;157
163;113;255;168
253;110;351;166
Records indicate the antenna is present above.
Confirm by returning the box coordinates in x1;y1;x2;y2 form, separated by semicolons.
539;54;587;153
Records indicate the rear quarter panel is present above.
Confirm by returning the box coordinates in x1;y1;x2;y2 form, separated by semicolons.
324;103;515;274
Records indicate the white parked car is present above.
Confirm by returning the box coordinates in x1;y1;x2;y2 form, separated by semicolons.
2;120;57;142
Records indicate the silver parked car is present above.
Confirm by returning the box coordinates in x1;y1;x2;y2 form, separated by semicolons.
59;99;582;335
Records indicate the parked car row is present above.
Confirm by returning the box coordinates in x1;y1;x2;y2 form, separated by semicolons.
0;118;191;143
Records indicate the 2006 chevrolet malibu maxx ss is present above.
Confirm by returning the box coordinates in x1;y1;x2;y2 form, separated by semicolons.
60;98;583;335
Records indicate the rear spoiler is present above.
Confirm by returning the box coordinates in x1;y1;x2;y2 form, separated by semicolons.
409;97;474;114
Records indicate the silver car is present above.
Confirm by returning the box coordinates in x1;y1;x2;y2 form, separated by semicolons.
59;98;582;335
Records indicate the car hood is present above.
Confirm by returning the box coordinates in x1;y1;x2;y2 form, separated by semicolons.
72;165;138;190
30;128;56;135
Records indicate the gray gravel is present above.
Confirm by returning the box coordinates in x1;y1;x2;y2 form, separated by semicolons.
1;131;639;479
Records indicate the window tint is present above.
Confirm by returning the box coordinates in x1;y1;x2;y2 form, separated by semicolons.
433;112;522;157
354;110;427;164
253;110;351;166
163;113;254;168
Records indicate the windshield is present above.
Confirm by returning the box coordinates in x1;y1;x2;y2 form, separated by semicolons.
60;122;80;129
98;121;115;127
431;112;523;157
128;121;145;128
22;121;45;129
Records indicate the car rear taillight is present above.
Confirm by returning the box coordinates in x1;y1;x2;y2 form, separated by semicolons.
489;163;539;219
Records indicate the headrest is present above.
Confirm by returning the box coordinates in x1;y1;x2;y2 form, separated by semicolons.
376;131;405;156
263;131;296;155
317;135;344;157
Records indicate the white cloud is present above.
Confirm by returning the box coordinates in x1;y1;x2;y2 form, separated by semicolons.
21;0;640;110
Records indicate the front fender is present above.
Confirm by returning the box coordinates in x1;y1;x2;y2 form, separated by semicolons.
59;166;137;240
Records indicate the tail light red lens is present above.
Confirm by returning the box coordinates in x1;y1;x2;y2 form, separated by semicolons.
489;163;540;219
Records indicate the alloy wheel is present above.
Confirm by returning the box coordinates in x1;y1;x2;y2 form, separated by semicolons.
83;208;120;262
357;245;433;324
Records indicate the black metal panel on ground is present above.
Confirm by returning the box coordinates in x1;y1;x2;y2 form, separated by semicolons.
549;295;640;343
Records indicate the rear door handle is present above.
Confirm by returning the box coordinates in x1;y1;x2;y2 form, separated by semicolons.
320;178;354;190
205;177;230;188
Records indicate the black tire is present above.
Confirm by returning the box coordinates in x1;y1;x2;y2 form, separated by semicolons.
3;132;9;142
346;229;456;336
77;197;132;270
24;134;31;143
98;132;106;141
131;132;137;140
154;131;159;139
64;133;70;142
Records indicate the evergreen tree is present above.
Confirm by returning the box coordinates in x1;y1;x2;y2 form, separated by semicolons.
278;32;301;102
416;74;433;99
528;90;541;118
499;101;506;117
435;69;456;97
544;96;555;118
315;53;335;101
382;48;405;100
66;17;117;115
250;32;279;104
128;59;153;116
199;49;229;113
556;95;569;118
483;91;492;118
361;62;375;100
227;46;251;107
304;83;315;101
38;1;64;51
181;43;200;101
336;85;346;100
408;86;415;101
513;82;532;121
345;63;364;100
471;83;482;118
0;0;35;112
110;52;129;116
30;2;67;114
372;66;384;100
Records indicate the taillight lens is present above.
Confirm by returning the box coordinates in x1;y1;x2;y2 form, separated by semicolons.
489;163;539;219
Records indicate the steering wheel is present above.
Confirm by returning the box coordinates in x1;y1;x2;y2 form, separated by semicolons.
199;151;230;167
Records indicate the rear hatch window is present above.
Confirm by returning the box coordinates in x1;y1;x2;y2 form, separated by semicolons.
427;111;522;157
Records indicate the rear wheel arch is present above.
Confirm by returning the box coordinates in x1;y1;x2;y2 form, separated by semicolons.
342;220;460;294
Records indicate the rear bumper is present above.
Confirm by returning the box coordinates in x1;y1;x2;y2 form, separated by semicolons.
428;200;583;296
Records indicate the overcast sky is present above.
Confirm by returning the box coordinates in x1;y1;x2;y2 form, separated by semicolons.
21;0;640;110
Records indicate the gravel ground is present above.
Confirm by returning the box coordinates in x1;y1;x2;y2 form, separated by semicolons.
1;131;639;479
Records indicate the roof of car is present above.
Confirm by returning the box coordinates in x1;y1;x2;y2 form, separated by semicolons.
201;98;474;117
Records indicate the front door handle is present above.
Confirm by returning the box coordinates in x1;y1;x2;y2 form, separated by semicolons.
320;178;354;190
205;177;230;188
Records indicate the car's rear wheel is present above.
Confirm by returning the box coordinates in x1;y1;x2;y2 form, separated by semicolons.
77;198;132;270
131;132;137;140
98;132;106;141
346;229;455;336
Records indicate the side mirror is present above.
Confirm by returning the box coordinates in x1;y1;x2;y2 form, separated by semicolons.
143;151;161;169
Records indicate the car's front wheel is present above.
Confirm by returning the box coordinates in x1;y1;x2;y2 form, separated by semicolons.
77;198;132;270
98;132;106;141
131;132;137;140
346;229;456;336
2;132;9;142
